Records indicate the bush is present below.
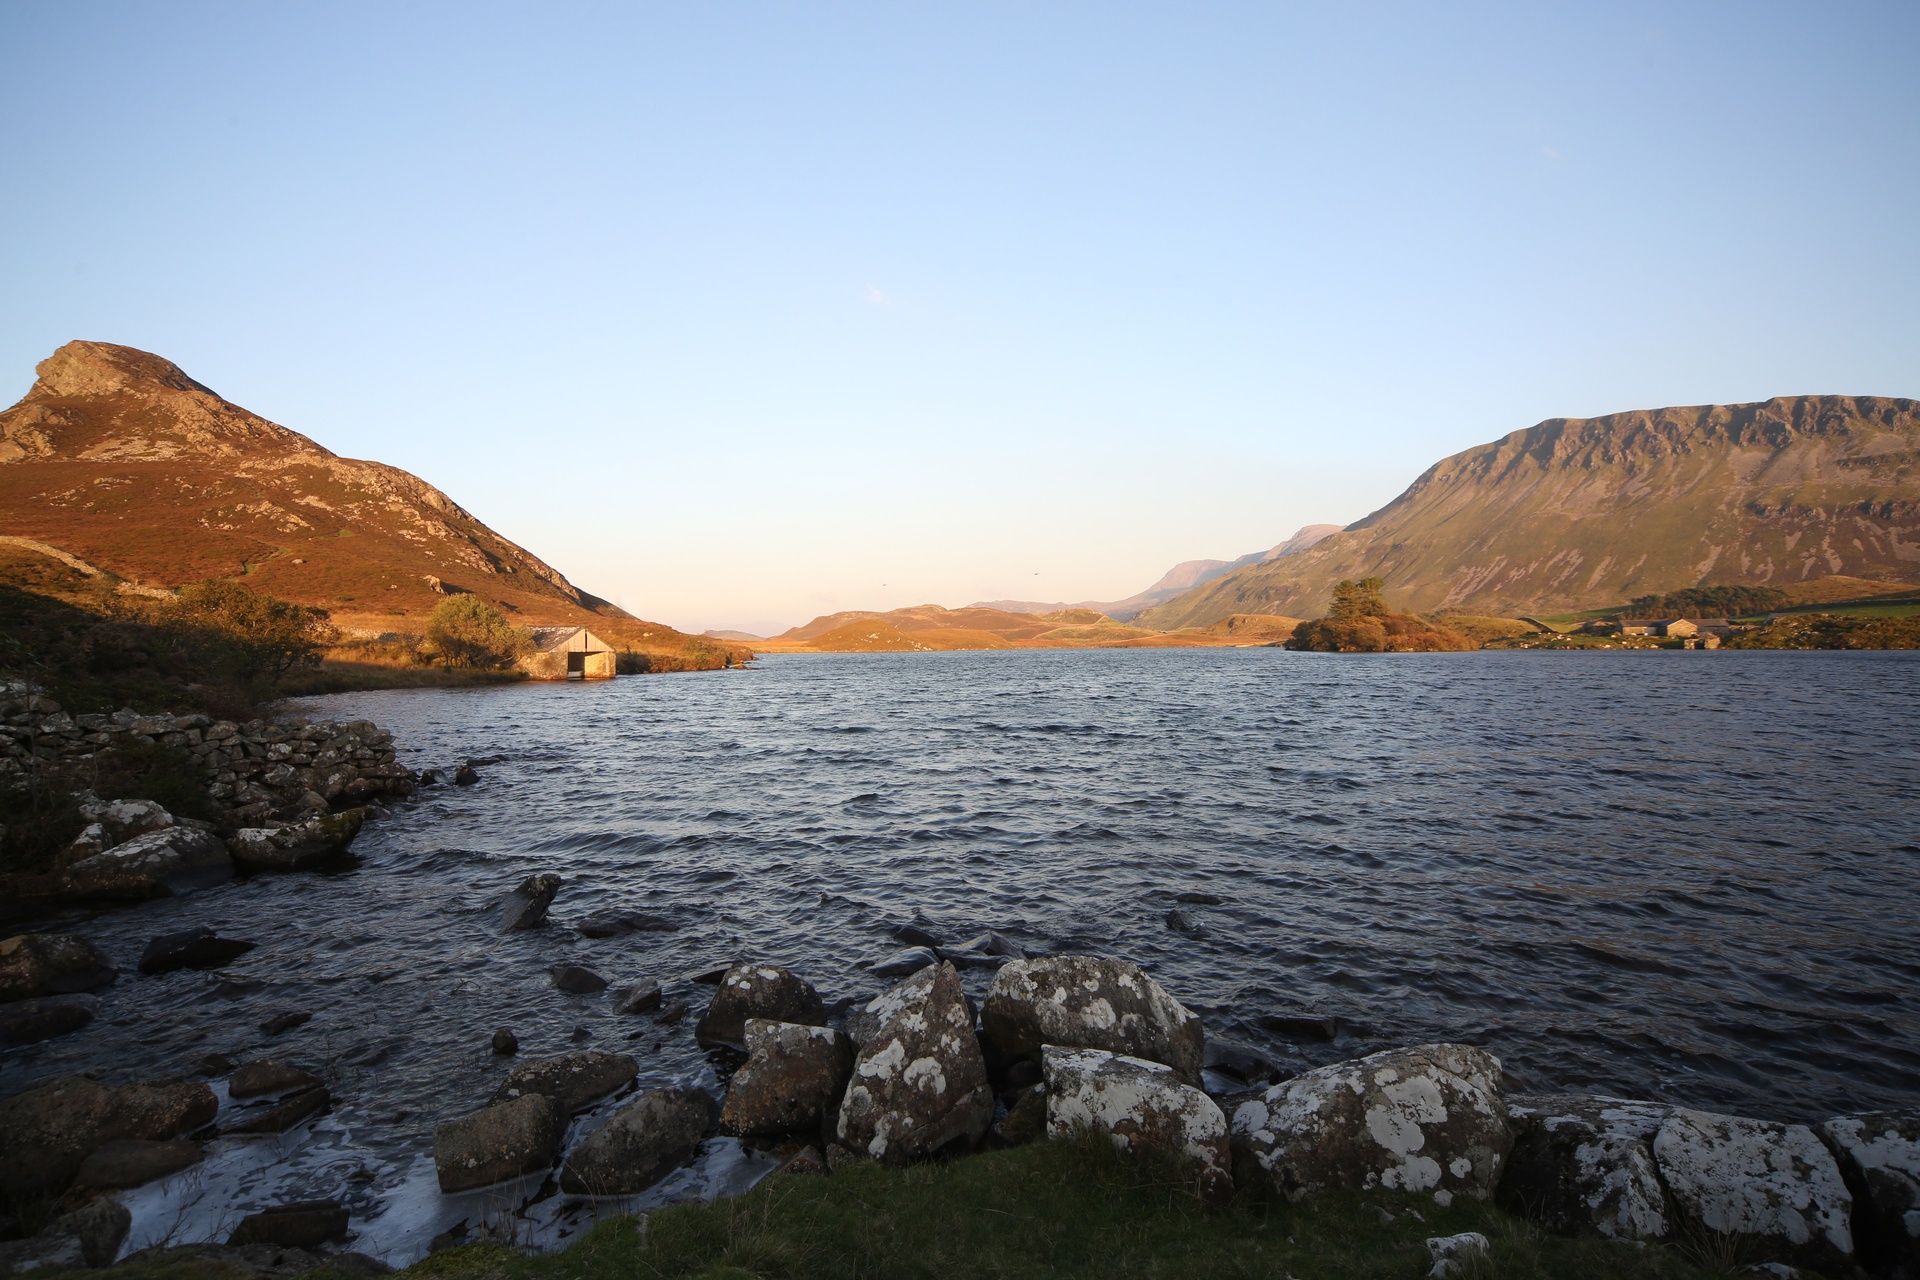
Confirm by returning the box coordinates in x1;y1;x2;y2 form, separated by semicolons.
0;780;85;877
425;596;532;669
174;579;337;689
1626;585;1788;618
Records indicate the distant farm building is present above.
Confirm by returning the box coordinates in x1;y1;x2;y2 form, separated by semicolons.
520;626;617;680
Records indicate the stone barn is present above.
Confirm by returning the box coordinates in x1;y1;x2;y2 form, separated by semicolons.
520;626;618;680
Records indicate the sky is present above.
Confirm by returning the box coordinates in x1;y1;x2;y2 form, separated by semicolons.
2;3;1917;635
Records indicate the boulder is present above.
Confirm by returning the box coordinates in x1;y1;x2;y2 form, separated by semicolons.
995;1084;1048;1146
454;764;479;785
614;978;662;1014
549;963;609;994
222;1086;330;1135
982;954;1203;1084
1426;1231;1490;1278
0;1075;219;1198
1817;1110;1920;1273
889;923;942;949
772;1145;829;1177
75;1137;205;1188
873;947;940;978
491;1050;637;1115
227;809;364;873
491;1028;519;1055
836;961;993;1164
0;1197;131;1271
578;909;679;938
957;930;1026;960
139;927;256;974
1498;1094;1673;1240
434;1093;563;1192
499;873;561;930
77;795;175;842
61;826;232;898
0;932;117;1000
229;1060;323;1099
695;963;825;1051
1044;1046;1232;1204
227;1200;350;1249
1230;1042;1511;1205
0;992;99;1044
559;1087;710;1195
720;1019;854;1137
1653;1108;1853;1274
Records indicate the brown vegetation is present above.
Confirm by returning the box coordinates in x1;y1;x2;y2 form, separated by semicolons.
1285;579;1476;653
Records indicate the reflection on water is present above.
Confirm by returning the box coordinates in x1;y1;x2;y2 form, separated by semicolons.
8;648;1918;1261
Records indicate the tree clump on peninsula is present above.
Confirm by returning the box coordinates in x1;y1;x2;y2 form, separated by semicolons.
1285;578;1475;653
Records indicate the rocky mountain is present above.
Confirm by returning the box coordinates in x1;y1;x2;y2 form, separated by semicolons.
1137;396;1920;629
974;524;1341;621
0;341;637;630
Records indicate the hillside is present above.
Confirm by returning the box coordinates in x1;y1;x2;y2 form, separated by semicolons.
975;524;1340;620
1138;396;1920;628
759;603;1254;651
0;341;730;661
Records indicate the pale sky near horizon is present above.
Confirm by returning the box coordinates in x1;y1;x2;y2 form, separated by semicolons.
2;3;1917;635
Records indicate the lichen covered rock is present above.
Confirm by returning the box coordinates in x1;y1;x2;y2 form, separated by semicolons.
1499;1094;1672;1240
227;808;364;873
61;826;232;898
1230;1042;1510;1204
491;1051;636;1115
721;1019;854;1137
836;961;993;1164
695;963;825;1051
1817;1110;1920;1274
0;1075;218;1198
433;1093;563;1192
0;932;117;1001
982;954;1203;1083
1044;1045;1232;1204
1653;1108;1853;1274
559;1087;710;1194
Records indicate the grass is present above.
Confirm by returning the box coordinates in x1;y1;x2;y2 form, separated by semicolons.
387;1137;1718;1280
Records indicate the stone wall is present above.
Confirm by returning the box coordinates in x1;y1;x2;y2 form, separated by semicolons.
0;680;414;825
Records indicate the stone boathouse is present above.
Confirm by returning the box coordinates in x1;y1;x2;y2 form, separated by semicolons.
519;626;617;680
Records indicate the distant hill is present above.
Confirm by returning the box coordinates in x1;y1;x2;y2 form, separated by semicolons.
1137;396;1920;629
0;341;726;658
974;524;1341;620
762;603;1249;651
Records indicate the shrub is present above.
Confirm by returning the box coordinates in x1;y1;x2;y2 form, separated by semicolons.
174;579;337;688
1625;585;1788;618
425;596;532;669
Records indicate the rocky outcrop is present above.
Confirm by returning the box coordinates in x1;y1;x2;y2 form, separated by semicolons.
227;809;364;873
1819;1110;1920;1274
139;926;256;973
434;1093;563;1192
982;955;1204;1084
499;873;560;930
491;1051;637;1115
836;962;993;1164
1654;1108;1853;1275
0;993;100;1044
0;1075;218;1198
1043;1046;1232;1204
720;1019;854;1138
1230;1043;1510;1205
1499;1094;1673;1240
0;932;117;999
559;1087;711;1195
695;964;825;1051
62;825;232;898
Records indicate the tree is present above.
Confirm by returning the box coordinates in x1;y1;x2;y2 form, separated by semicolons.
425;595;531;669
173;580;336;686
1327;577;1388;621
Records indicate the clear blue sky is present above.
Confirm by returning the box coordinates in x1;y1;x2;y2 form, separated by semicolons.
2;3;1916;634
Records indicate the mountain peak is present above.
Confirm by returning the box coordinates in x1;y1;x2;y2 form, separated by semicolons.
34;340;219;400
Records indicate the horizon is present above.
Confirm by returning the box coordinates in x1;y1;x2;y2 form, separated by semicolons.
3;4;1917;635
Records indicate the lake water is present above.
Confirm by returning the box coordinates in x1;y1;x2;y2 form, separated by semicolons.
9;648;1919;1262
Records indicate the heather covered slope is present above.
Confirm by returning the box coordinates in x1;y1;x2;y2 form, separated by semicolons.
0;343;734;665
1139;396;1920;628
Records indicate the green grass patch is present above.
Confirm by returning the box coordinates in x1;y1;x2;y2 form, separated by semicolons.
397;1138;1716;1280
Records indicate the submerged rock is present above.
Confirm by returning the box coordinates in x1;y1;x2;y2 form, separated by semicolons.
75;1137;205;1189
491;1050;637;1114
1499;1094;1673;1241
491;1029;519;1055
1653;1108;1853;1275
0;932;117;1000
721;1019;854;1137
499;873;561;930
453;765;479;786
227;1200;350;1249
0;1075;218;1198
62;826;232;898
223;1086;330;1135
1044;1045;1232;1204
695;963;825;1051
549;963;609;994
577;909;679;938
559;1087;710;1195
1230;1042;1511;1204
434;1093;563;1192
613;978;663;1015
229;1060;323;1099
139;927;256;974
872;946;939;978
1817;1110;1920;1274
836;961;993;1165
0;992;100;1044
982;954;1204;1084
228;809;364;873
